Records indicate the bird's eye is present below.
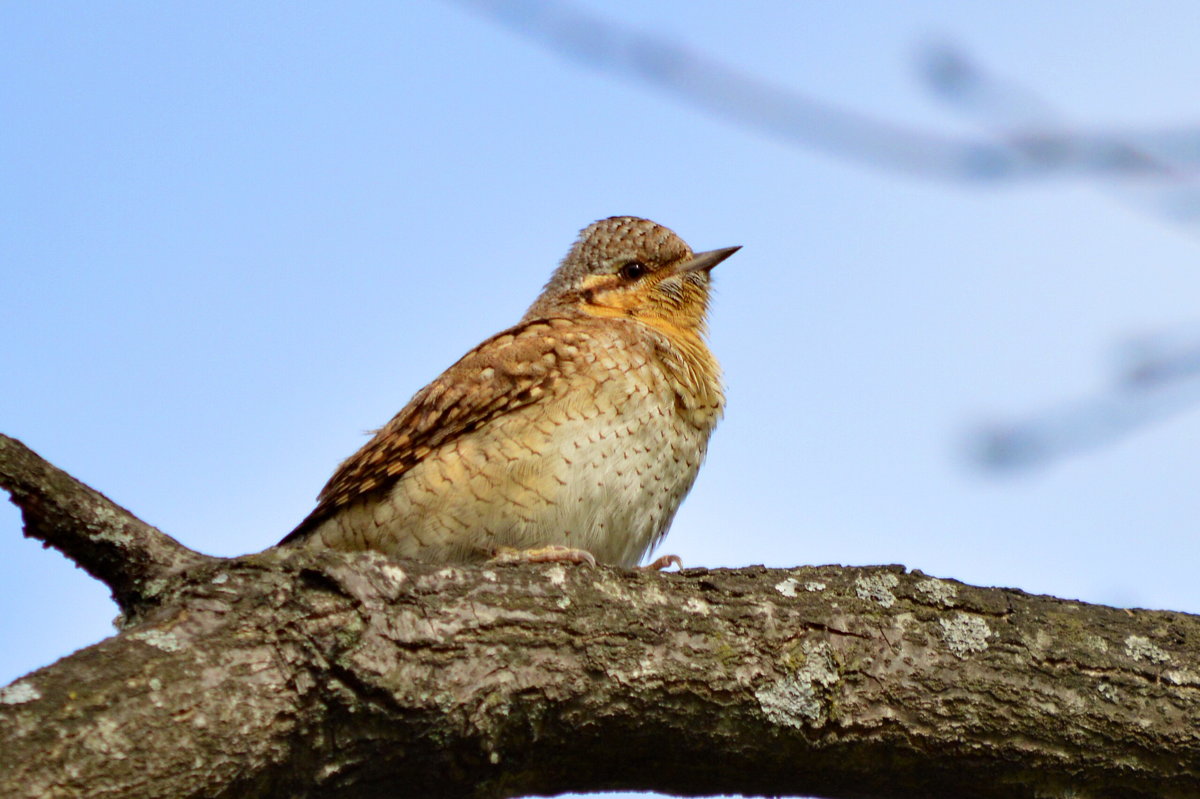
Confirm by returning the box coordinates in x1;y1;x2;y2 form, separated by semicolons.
619;261;648;281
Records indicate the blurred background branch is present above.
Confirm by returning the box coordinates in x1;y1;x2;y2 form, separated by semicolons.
919;43;1200;221
915;44;1200;469
970;332;1200;472
455;0;1200;182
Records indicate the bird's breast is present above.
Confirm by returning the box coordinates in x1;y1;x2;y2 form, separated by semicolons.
307;321;723;567
487;352;716;564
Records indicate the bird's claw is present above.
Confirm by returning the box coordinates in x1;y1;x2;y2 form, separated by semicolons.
640;554;682;571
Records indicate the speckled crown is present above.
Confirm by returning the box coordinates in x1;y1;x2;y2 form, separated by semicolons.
526;217;695;317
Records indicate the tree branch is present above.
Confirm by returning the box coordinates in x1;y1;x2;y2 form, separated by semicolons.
0;434;207;614
3;549;1199;798
3;437;1199;798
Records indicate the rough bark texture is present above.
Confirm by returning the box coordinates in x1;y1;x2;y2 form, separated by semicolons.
2;433;1199;799
0;435;202;615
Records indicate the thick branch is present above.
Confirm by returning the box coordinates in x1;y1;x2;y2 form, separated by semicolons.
3;438;1198;798
2;548;1198;799
0;434;206;612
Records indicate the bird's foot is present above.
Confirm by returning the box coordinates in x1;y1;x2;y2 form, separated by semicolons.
640;554;682;571
489;545;597;567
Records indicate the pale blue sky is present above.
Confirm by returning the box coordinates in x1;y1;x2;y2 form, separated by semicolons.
4;2;1200;749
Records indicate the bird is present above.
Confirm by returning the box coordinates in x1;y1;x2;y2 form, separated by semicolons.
279;216;738;568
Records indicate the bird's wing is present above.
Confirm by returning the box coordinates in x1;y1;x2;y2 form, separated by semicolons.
280;318;586;544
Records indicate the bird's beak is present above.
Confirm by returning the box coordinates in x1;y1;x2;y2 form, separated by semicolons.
676;246;741;275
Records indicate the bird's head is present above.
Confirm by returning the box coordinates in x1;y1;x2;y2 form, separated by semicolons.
524;216;739;336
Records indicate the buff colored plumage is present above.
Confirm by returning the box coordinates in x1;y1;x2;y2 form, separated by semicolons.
281;217;737;567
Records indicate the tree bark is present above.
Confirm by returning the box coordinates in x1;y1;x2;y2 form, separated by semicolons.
2;433;1199;799
0;435;202;616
